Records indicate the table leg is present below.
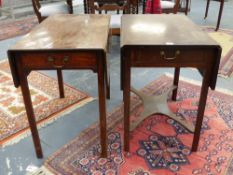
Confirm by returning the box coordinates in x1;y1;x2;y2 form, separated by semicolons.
104;56;110;99
120;54;124;90
105;73;110;99
192;68;211;151
215;0;224;31
172;67;180;101
98;58;107;157
57;69;65;98
19;71;43;158
204;0;210;19
123;60;131;152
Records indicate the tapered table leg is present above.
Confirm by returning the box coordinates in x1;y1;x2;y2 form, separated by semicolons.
98;58;107;157
192;68;211;151
19;71;43;158
123;60;131;152
120;55;124;90
172;67;180;101
106;76;110;99
104;56;110;99
57;69;65;98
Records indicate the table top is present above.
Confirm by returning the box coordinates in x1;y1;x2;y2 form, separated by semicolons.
9;14;110;52
121;14;219;47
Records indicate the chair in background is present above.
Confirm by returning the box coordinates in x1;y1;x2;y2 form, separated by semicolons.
31;0;73;23
142;0;192;15
204;0;224;31
88;0;137;35
161;0;181;14
178;0;190;15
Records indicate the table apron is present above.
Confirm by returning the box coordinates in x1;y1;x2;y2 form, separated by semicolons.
130;62;206;67
18;52;100;71
122;47;215;68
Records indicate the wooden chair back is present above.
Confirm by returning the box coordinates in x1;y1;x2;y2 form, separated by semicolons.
31;0;73;23
88;0;131;14
87;0;138;35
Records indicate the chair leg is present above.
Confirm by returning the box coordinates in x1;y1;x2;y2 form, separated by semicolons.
57;69;65;98
84;0;88;13
204;0;210;19
142;0;146;14
216;0;224;31
185;0;189;15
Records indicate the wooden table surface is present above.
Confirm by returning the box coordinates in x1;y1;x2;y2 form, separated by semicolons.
10;14;110;51
121;14;218;46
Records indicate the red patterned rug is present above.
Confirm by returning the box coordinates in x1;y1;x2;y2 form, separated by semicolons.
0;16;38;41
41;75;233;175
0;60;93;147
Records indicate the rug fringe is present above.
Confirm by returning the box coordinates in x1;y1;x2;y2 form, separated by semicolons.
26;166;54;175
1;97;94;148
165;73;233;96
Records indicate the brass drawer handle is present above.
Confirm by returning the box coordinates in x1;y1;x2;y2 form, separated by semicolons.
160;50;180;60
63;56;69;63
47;56;70;68
47;56;54;62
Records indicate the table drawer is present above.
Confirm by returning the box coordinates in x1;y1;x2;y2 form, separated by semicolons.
20;52;98;69
131;48;207;67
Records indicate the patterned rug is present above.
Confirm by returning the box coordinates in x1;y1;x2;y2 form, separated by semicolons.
0;60;93;147
0;16;38;41
203;26;233;77
41;74;233;175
